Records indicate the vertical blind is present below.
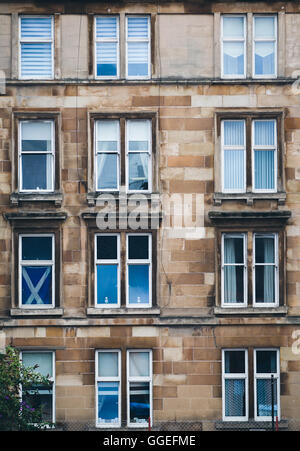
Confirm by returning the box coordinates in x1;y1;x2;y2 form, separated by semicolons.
223;120;245;191
20;17;53;78
253;120;276;190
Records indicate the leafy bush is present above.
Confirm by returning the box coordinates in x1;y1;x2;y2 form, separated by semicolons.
0;346;54;431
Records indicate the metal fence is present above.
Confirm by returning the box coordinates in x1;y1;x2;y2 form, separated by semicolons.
54;419;300;432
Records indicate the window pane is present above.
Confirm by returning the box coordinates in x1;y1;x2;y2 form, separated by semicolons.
21;43;52;78
255;42;275;76
254;121;275;146
127;120;150;151
255;17;275;39
21;17;52;39
223;121;245;146
98;382;119;424
127;17;149;39
21;122;52;151
255;266;275;303
22;236;52;261
129;352;150;377
97;154;118;190
129;381;150;424
224;266;244;303
257;379;278;417
128;235;149;260
96;121;119;152
254;150;275;190
225;351;245;374
223;42;244;76
256;350;277;373
96;42;118;77
255;236;275;264
224;236;244;264
128;153;149;190
23;388;53;422
22;352;53;377
96;16;117;39
21;154;53;190
97;265;118;305
97;235;118;260
128;265;149;304
223;17;244;38
224;150;245;190
22;266;52;305
127;42;148;77
98;352;119;377
225;379;245;417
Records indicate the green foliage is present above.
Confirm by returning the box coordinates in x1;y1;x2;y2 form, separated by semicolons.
0;346;54;431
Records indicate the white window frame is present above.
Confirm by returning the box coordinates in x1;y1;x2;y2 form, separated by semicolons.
19;234;55;309
252;119;277;193
222;349;248;422
95;234;120;308
20;350;56;424
94;16;120;80
221;119;246;193
253;233;279;308
19;120;55;193
127;349;152;428
252;15;277;79
254;348;280;422
94;120;120;192
19;15;54;80
126;119;152;193
126;233;152;308
221;15;246;80
95;349;121;428
221;233;247;308
125;15;151;80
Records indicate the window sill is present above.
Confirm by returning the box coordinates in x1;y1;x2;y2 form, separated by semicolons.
86;307;160;316
208;210;291;228
86;191;160;207
10;192;63;207
10;308;64;317
213;192;286;206
215;419;288;431
214;306;287;317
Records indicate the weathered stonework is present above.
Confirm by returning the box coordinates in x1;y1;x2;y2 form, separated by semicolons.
0;0;300;430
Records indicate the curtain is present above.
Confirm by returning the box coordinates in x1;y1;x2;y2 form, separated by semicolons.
98;352;118;377
255;42;275;76
254;17;275;76
96;121;118;189
222;17;244;76
129;352;149;377
224;238;237;303
223;42;244;76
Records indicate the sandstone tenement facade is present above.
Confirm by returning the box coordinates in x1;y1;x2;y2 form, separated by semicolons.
0;1;300;430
